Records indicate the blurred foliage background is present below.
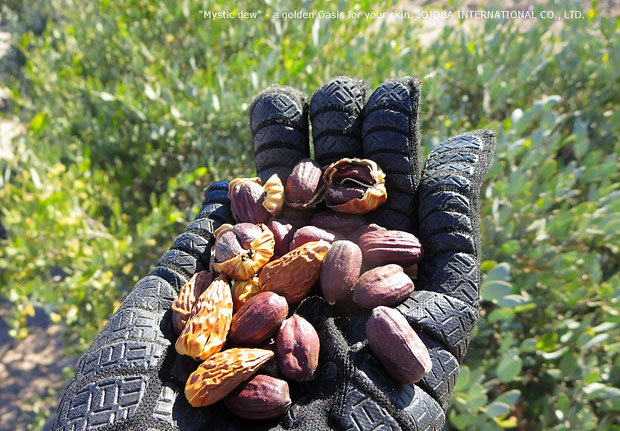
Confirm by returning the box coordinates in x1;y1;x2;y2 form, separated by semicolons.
0;0;618;429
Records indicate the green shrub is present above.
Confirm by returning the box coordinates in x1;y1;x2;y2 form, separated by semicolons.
1;0;618;429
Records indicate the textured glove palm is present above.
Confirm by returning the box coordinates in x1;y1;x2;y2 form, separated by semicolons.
53;77;495;431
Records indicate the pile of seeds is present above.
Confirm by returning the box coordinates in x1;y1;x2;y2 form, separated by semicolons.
171;157;431;420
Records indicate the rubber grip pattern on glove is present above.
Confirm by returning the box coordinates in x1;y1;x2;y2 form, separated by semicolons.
310;77;366;166
362;78;422;231
53;183;235;431
250;87;310;183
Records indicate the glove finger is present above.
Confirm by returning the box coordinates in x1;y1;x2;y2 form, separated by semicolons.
343;338;445;430
362;77;423;231
397;290;477;363
416;334;460;412
417;131;496;309
53;182;234;430
250;86;310;184
310;76;366;166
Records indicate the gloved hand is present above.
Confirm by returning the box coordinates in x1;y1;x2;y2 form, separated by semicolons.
53;77;495;431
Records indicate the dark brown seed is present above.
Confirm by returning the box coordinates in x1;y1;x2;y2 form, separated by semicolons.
320;240;362;305
256;338;283;379
366;306;431;384
347;223;387;243
279;206;314;228
267;218;297;256
224;374;291;420
332;165;374;184
285;158;324;206
214;231;244;263
404;263;418;280
276;314;320;382
358;230;423;266
311;210;365;232
353;264;414;308
232;223;263;249
288;225;344;251
230;180;270;224
229;292;289;346
326;184;366;205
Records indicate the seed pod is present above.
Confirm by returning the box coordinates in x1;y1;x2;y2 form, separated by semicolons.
288;225;344;251
184;348;274;407
267;218;297;256
259;241;330;304
332;164;375;184
276;315;320;382
211;223;275;281
353;264;414;308
358;229;423;266
323;158;387;214
224;374;291;420
171;271;214;335
311;210;365;233
229;292;289;346
229;176;284;223
214;230;245;263
229;178;270;224
320;240;362;305
175;275;233;360
285;158;325;209
232;223;263;249
326;184;366;205
366;306;431;384
262;174;285;216
231;276;262;312
279;206;314;228
347;223;386;243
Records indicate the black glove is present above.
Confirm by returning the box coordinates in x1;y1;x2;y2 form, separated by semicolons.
53;77;495;431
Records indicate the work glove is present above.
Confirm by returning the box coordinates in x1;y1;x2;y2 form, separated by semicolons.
53;76;495;431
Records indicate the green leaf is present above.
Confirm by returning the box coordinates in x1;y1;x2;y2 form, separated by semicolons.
541;347;568;360
485;262;511;282
583;384;620;401
497;294;529;308
488;307;515;323
466;383;488;411
559;352;578;377
581;333;609;350
584;369;601;384
144;84;157;100
454;365;471;392
497;417;518;428
29;112;48;132
494;390;521;407
520;338;538;352
497;353;522;382
481;280;512;301
485;401;511;418
97;91;116;101
573;119;590;159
